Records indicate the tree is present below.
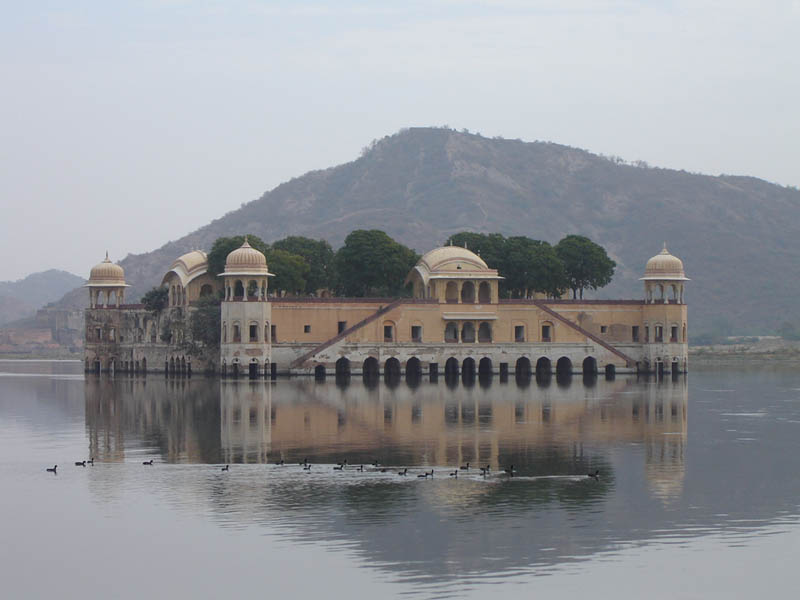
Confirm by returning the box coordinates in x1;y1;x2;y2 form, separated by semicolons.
207;234;270;277
189;295;221;348
272;236;335;294
554;235;616;299
334;230;419;297
503;237;565;298
266;249;309;296
141;286;169;312
446;232;506;273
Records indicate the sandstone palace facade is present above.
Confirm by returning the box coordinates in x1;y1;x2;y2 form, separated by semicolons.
84;241;689;378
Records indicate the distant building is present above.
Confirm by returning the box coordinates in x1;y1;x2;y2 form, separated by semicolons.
84;241;689;377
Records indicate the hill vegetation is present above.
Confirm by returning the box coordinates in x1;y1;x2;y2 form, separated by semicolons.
47;127;800;335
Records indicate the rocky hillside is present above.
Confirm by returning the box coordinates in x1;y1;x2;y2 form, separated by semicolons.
63;128;800;335
0;270;85;326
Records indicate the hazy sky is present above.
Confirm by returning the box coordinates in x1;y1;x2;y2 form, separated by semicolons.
1;1;798;281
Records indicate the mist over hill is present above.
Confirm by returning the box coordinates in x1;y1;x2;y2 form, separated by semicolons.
0;270;85;326
68;128;800;335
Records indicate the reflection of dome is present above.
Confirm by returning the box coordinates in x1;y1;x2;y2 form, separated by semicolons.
223;239;271;276
88;253;127;286
641;245;689;281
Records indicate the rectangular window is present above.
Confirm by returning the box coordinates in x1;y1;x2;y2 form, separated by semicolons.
303;325;311;334
270;325;276;342
249;325;258;342
655;326;664;343
541;325;551;342
109;328;115;341
670;326;678;342
515;325;525;342
338;321;347;334
411;325;422;342
600;325;607;334
95;327;101;341
384;325;394;342
645;326;650;342
632;326;640;342
233;325;241;343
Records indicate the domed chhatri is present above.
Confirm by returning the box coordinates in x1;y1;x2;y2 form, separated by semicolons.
641;244;689;281
88;252;127;286
406;244;502;303
86;252;129;308
224;238;270;275
640;244;689;305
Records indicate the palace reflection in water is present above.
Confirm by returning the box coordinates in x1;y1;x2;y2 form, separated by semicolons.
83;372;693;588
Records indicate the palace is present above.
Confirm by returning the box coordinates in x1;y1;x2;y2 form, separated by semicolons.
84;240;689;378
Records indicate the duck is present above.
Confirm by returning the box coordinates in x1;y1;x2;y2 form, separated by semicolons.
46;465;57;473
397;468;408;476
221;465;229;472
333;464;344;471
143;459;154;466
503;465;515;477
459;462;470;471
449;470;458;478
417;469;434;479
356;464;364;472
87;458;95;466
274;459;285;466
75;460;86;467
587;469;600;479
480;465;491;475
303;463;312;471
371;460;380;467
336;459;348;467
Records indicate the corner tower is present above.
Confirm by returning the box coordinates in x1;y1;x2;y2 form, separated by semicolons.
219;239;273;378
640;244;689;374
86;252;129;308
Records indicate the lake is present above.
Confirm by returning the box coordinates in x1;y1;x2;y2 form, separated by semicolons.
1;360;798;599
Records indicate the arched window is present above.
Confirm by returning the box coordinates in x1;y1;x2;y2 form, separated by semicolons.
445;281;458;303
478;282;491;303
461;322;475;343
249;321;259;342
233;322;241;343
461;282;475;303
478;322;492;343
234;280;244;298
222;322;227;343
444;322;458;343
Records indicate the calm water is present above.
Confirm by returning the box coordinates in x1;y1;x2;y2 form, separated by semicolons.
1;360;799;599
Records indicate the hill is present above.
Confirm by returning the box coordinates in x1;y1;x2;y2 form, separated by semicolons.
64;128;800;335
0;270;85;326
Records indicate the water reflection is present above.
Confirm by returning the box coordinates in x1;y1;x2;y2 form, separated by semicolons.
80;373;700;590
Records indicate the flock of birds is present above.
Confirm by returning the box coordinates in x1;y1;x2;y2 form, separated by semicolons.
45;459;601;480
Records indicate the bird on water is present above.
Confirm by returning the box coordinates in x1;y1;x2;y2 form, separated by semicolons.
460;462;470;471
75;461;86;467
87;458;94;466
449;470;458;478
143;459;154;465
503;465;515;477
46;465;57;473
588;470;600;479
397;468;408;476
221;465;229;472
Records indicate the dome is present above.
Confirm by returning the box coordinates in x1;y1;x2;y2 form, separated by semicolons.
162;250;209;287
419;246;489;273
222;238;271;276
87;252;127;287
641;244;689;281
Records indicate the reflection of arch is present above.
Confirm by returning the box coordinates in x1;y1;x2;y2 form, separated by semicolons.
461;281;475;303
445;282;458;303
169;357;175;373
556;357;572;376
536;357;551;375
335;357;351;377
461;322;475;343
363;357;379;379
478;281;491;303
445;322;458;343
478;322;492;343
314;365;326;380
516;356;531;377
478;357;492;375
582;356;597;375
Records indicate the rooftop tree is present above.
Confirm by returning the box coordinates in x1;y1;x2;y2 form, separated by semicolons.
554;234;616;299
